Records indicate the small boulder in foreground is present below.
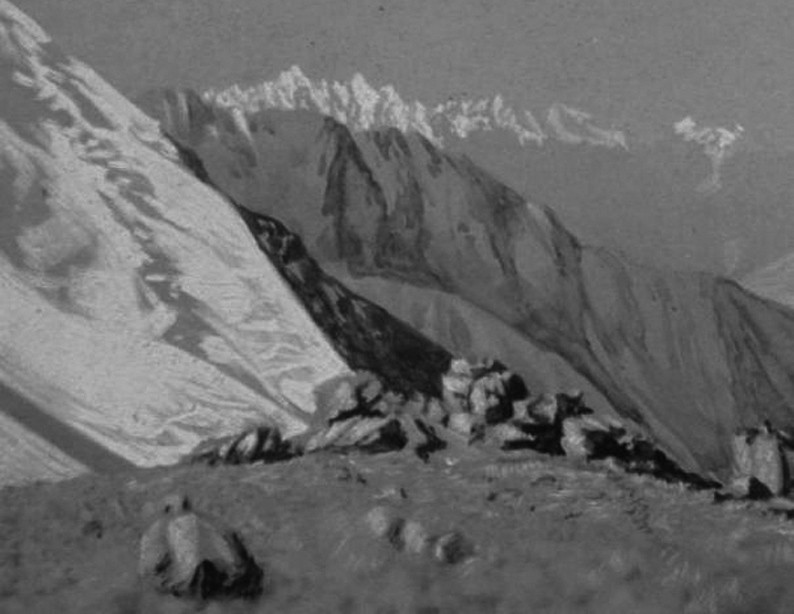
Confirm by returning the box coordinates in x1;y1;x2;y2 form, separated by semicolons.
139;494;263;600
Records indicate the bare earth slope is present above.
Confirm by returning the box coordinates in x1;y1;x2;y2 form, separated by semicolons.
0;3;357;485
148;91;794;480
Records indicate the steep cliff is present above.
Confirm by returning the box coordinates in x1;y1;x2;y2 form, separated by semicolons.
0;3;356;484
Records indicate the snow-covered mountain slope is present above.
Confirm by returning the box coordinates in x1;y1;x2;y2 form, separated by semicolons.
0;2;359;485
148;91;794;480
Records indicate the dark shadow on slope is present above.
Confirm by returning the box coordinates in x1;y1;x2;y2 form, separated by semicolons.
0;383;134;475
169;138;452;397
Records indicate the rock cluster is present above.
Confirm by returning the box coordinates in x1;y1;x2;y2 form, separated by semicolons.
138;495;263;600
439;359;610;457
186;358;717;489
188;425;292;466
441;359;722;488
721;422;791;500
365;505;474;565
302;372;446;459
442;358;526;427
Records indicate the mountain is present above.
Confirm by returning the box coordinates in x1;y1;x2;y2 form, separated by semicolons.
21;0;794;278
146;89;794;480
0;2;449;486
7;0;794;486
197;67;794;280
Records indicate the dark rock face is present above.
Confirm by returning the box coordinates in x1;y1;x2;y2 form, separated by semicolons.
168;136;451;398
239;211;452;397
138;495;263;600
187;426;293;466
145;92;794;480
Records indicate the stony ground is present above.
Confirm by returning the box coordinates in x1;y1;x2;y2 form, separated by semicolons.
3;446;794;614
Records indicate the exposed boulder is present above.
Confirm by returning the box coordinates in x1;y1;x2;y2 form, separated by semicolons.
313;371;383;424
138;495;263;600
305;372;443;459
442;370;471;414
432;531;475;565
522;393;559;426
401;520;431;555
716;476;775;501
488;423;535;450
440;357;530;425
308;417;408;454
448;412;485;443
560;417;594;460
365;506;406;549
560;415;622;460
730;424;788;496
187;425;292;466
423;398;448;423
469;373;513;424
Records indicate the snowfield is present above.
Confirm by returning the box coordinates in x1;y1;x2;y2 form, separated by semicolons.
0;0;350;485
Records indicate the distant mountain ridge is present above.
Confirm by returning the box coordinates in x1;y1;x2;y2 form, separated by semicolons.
204;65;628;150
204;64;750;188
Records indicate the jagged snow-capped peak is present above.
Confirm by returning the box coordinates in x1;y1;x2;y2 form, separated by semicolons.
674;116;744;192
0;1;351;485
204;65;628;151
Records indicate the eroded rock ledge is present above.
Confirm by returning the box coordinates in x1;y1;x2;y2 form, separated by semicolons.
186;359;720;492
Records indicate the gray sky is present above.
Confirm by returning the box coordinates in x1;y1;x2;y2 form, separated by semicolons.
21;0;794;148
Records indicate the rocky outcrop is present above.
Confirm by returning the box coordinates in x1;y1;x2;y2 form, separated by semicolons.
723;423;790;499
187;425;293;466
238;210;452;396
188;359;716;491
301;372;444;459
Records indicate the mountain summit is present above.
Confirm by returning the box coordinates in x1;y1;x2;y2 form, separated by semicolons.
0;1;359;485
